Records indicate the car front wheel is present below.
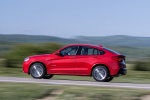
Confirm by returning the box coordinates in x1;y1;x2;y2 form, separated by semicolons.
43;75;54;79
105;77;114;82
30;63;46;79
92;65;110;82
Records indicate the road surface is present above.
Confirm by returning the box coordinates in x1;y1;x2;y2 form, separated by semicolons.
0;76;150;90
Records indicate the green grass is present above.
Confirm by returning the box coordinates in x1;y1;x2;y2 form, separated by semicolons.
1;64;150;83
59;86;150;100
0;67;29;77
0;82;55;100
0;82;150;100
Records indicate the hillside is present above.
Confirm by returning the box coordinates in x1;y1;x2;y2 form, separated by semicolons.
76;35;150;47
0;34;81;44
0;34;150;47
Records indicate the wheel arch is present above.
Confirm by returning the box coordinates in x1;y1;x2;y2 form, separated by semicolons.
28;61;47;74
90;64;110;76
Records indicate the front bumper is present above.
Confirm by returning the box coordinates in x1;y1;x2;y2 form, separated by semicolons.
22;61;31;73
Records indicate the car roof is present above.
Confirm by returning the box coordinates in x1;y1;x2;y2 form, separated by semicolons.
67;44;103;48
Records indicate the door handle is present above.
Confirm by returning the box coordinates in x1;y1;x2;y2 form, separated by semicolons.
69;56;76;58
93;56;98;58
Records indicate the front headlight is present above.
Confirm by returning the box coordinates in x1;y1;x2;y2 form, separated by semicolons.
24;57;29;62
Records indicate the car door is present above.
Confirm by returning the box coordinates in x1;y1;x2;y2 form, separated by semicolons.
49;46;79;75
75;46;100;75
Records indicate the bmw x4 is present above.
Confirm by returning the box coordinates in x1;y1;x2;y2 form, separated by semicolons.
22;44;127;82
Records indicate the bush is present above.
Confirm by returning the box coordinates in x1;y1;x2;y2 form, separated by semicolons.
134;61;150;71
3;43;62;68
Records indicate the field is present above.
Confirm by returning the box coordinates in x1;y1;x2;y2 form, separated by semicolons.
0;82;150;100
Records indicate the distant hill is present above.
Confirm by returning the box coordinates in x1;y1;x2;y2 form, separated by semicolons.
0;34;81;44
0;34;150;48
76;35;150;47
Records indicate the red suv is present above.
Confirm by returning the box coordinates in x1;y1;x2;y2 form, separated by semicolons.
23;44;127;82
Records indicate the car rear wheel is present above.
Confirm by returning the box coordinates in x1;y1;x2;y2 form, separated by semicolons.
30;63;46;79
92;65;110;82
43;74;54;79
105;77;114;82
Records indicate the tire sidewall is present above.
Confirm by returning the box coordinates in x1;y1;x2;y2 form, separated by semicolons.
30;63;46;79
92;65;109;82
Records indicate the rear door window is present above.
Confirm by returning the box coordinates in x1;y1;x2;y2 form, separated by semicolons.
80;46;105;55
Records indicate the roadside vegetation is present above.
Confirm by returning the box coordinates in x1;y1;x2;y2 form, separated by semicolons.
134;61;150;71
0;82;55;100
3;43;62;67
0;82;150;100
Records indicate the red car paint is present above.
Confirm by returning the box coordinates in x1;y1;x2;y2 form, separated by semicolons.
23;44;126;78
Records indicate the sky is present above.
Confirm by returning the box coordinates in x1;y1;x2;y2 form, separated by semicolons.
0;0;150;38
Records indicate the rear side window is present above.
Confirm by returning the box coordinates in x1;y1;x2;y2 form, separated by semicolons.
80;46;105;55
99;50;105;55
104;48;120;54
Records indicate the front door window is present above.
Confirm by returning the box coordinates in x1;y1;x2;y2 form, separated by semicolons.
60;46;79;56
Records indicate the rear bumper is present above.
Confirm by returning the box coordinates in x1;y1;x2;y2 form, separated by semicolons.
111;68;127;77
118;68;127;75
117;60;127;76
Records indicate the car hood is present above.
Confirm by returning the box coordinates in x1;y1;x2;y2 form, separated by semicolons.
29;54;52;58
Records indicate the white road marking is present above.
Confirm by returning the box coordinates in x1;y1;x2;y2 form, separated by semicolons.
0;77;150;90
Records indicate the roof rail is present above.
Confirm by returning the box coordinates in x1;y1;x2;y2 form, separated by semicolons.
98;44;103;47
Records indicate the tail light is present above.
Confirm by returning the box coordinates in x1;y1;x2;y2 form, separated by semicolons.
112;56;125;62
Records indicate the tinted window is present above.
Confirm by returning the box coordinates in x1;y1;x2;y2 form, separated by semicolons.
60;46;79;55
104;48;120;54
80;46;104;55
93;49;99;55
99;50;105;55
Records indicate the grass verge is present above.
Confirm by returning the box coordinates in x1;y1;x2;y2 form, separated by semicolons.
0;82;150;100
0;82;55;100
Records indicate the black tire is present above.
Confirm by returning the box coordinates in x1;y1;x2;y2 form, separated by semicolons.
105;77;114;82
30;63;46;79
92;65;110;82
43;75;54;79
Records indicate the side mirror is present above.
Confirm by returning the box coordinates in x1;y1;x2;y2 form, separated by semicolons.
55;52;63;56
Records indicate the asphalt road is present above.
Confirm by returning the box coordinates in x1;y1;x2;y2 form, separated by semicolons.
0;76;150;90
